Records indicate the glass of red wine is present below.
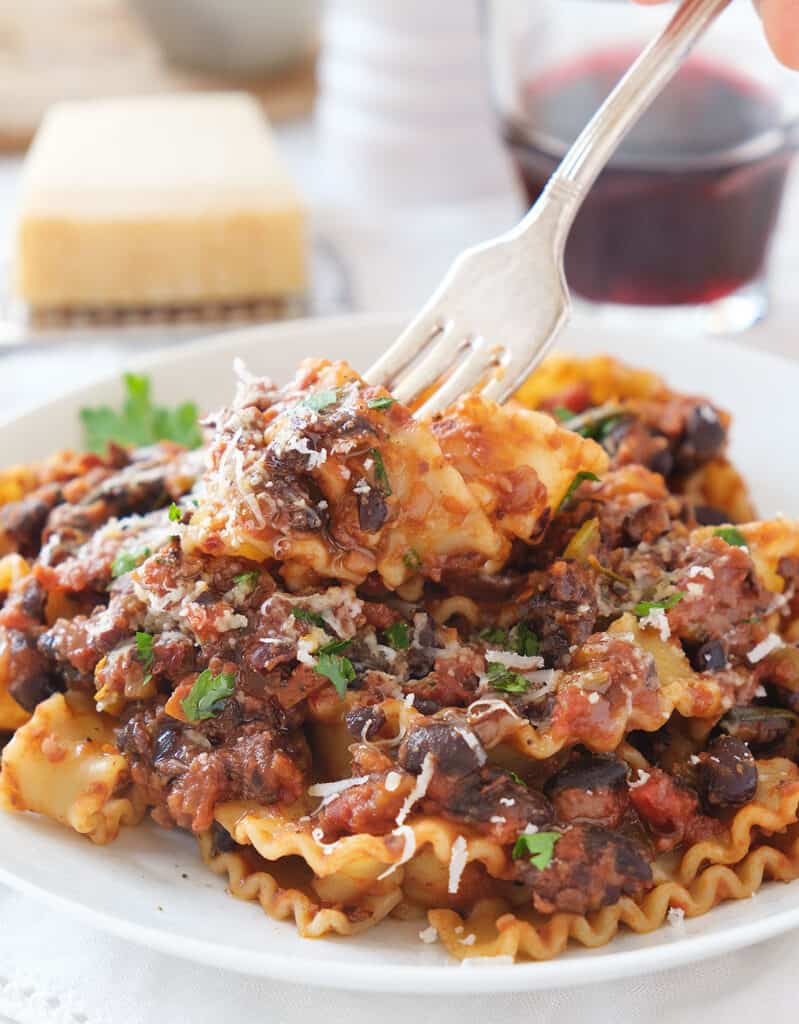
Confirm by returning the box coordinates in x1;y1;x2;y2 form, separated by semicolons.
483;0;799;332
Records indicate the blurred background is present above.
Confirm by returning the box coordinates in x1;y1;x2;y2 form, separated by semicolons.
1;0;799;406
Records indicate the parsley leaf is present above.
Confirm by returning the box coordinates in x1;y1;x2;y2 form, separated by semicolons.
487;662;530;693
134;631;154;684
510;622;539;657
480;626;508;646
714;526;748;548
181;669;236;722
557;471;600;512
512;831;561;871
402;548;422;571
233;571;260;589
303;388;339;412
318;638;351;656
384;621;410;650
168;502;182;523
80;373;202;453
633;592;685;617
369;448;392;496
291;606;326;629
111;546;151;578
552;406;573;422
315;648;356;698
135;631;154;670
507;770;527;788
367;396;395;411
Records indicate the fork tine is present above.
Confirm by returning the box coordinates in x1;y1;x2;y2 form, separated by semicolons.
481;318;567;406
362;309;442;389
391;321;462;405
415;337;500;419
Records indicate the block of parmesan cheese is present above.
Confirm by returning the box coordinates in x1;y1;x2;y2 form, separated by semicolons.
14;93;306;310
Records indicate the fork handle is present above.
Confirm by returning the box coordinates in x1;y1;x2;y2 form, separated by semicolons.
519;0;732;248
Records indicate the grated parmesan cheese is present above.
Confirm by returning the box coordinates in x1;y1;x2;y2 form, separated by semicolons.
419;925;438;944
308;776;369;800
747;633;782;664
311;827;340;856
396;753;434;826
667;906;686;929
639;606;670;642
353;478;371;496
377;825;416;879
455;727;486;766
448;835;469;894
489;815;506;824
629;769;650;789
484;650;544;672
385;771;402;792
459;934;477;946
755;685;767;698
214;610;249;632
686;582;704;597
499;797;516;807
688;566;714;579
522;823;539;835
587;691;600;705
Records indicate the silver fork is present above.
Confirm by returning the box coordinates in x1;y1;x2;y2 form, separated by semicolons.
364;0;731;418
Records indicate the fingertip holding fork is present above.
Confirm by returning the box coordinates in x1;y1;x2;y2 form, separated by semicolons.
364;0;731;419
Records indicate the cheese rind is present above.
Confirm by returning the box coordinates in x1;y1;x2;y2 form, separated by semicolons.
14;93;306;309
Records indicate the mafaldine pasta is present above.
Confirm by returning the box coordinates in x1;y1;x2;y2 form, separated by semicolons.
3;353;799;962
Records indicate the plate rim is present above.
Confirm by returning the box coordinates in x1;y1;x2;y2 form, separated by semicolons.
3;310;799;992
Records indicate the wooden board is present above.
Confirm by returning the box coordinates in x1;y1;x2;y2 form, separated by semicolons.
0;0;317;152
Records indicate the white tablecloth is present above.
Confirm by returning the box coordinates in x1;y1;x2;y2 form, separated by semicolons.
2;116;799;1024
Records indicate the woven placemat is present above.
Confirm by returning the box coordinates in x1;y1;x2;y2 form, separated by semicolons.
0;0;317;152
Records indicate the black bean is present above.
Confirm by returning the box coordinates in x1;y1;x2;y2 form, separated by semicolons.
153;726;179;762
693;505;730;527
546;755;628;795
357;487;388;533
344;705;386;741
406;646;436;680
210;821;237;855
649;447;675;479
678;405;726;464
699;735;758;808
398;721;483;776
412;698;440;716
718;706;797;749
688;639;727;673
6;631;60;711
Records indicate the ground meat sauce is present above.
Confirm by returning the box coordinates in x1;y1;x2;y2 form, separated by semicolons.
0;362;788;927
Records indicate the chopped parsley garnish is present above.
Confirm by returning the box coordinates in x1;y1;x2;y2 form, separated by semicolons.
111;546;151;578
303;388;339;412
318;638;351;656
714;526;748;548
367;396;395;411
403;548;422;571
233;571;260;588
181;669;236;722
512;831;561;870
314;640;356;698
507;770;527;788
384;621;410;650
552;406;573;422
134;631;154;683
291;606;326;629
168;502;182;523
481;623;538;657
557;471;600;512
369;448;392;496
510;622;539;657
80;373;202;453
633;592;685;617
487;662;530;693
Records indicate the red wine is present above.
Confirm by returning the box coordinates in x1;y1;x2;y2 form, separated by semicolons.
505;51;791;306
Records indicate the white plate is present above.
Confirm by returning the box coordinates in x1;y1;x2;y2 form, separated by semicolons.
2;312;799;993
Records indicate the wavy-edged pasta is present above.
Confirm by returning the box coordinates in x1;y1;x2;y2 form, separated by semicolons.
2;350;799;963
0;692;145;842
